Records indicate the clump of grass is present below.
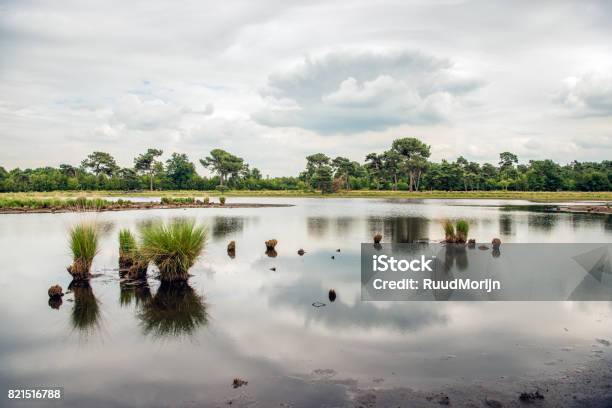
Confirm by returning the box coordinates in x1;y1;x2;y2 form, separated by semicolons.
140;220;207;282
455;219;469;243
160;197;195;205
442;219;470;243
203;197;210;205
219;196;226;205
119;229;137;269
442;220;455;243
67;223;99;279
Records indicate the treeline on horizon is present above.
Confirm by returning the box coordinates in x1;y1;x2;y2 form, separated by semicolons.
0;138;610;193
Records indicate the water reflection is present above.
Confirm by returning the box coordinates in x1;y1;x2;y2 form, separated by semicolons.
268;275;447;332
528;213;558;231
368;217;429;243
137;282;208;338
307;217;331;238
119;280;152;308
211;216;245;238
68;280;101;335
499;214;513;236
48;297;63;310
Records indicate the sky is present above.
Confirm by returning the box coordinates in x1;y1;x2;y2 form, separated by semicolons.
1;0;611;177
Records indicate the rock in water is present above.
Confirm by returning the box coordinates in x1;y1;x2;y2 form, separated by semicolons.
328;289;337;302
227;240;236;251
48;284;64;298
297;248;305;256
373;233;382;244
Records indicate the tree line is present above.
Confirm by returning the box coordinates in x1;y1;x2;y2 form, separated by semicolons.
0;138;610;192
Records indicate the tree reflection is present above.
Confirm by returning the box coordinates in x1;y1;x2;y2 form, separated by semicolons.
138;281;208;338
368;217;429;243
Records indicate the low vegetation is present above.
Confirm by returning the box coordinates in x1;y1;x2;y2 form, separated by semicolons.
140;220;207;282
443;219;470;243
67;223;99;279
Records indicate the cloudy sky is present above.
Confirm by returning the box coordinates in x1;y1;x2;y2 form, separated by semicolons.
1;0;611;176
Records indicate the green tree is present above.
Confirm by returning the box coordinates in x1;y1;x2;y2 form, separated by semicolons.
134;148;163;191
81;151;118;177
199;149;244;187
311;165;333;194
332;156;352;190
166;153;196;189
391;138;431;191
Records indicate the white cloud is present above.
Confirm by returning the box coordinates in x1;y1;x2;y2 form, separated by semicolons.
253;50;483;133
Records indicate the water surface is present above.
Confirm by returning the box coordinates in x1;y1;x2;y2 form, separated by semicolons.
1;198;611;407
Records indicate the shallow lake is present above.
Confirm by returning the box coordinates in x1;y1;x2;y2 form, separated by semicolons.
1;198;611;407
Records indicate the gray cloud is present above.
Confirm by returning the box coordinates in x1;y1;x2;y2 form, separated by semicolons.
556;72;612;116
253;50;483;133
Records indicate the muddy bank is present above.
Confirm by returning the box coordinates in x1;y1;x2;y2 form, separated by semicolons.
347;358;612;408
555;205;612;215
217;358;612;408
0;202;294;214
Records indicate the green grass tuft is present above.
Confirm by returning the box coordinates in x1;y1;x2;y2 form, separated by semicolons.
119;229;137;254
68;223;99;278
140;220;207;282
455;219;470;243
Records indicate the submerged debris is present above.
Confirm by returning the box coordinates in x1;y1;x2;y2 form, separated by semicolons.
270;267;276;271
265;239;278;250
328;289;337;302
331;255;335;259
478;245;489;250
312;302;326;308
484;398;503;408
336;248;341;252
519;390;544;402
596;338;611;346
232;378;248;389
492;238;502;249
48;284;64;298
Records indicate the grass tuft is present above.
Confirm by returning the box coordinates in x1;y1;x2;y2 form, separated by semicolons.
140;220;207;282
455;219;470;243
68;223;99;279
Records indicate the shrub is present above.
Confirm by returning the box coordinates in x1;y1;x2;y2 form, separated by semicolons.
219;196;226;205
140;220;207;282
67;223;99;279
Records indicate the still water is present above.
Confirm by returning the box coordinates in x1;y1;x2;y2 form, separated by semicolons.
1;198;611;407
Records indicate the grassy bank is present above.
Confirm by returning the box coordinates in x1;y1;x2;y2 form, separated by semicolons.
1;190;611;202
